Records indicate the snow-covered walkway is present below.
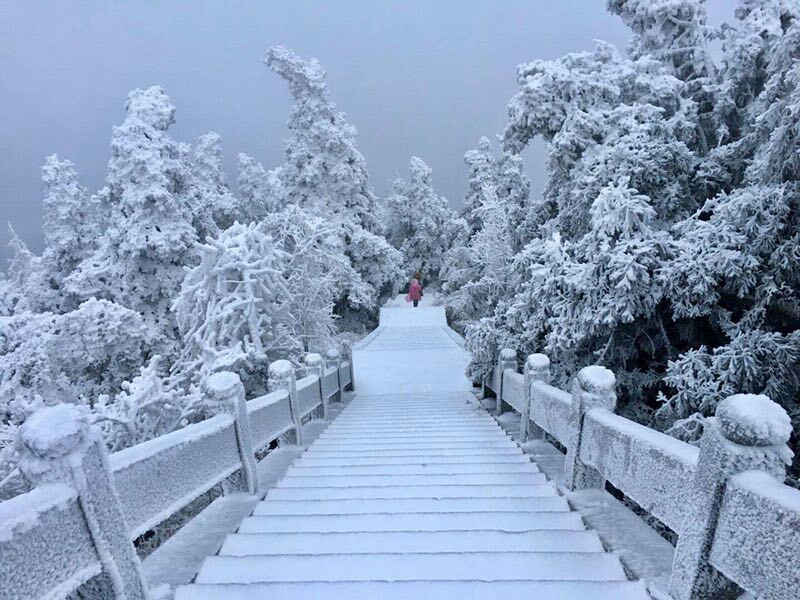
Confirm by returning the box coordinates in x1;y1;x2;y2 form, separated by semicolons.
177;302;647;599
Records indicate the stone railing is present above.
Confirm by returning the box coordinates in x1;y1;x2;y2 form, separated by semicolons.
485;348;800;600
0;351;353;600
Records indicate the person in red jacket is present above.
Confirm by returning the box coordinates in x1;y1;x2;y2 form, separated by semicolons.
406;277;423;307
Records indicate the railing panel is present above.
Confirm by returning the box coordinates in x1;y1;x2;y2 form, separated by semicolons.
247;390;294;450
490;365;503;395
710;471;800;599
529;381;575;447
296;375;322;418
110;414;240;539
0;484;101;600
340;361;352;388
323;367;339;399
502;370;526;413
579;408;699;533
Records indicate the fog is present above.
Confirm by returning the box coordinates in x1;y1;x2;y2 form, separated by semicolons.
0;0;733;261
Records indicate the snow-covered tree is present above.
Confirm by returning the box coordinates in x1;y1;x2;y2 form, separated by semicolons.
237;152;282;223
172;222;299;395
383;157;459;282
264;45;402;321
0;298;154;423
39;155;100;308
66;86;198;333
94;355;190;452
190;132;240;239
262;205;347;352
462;137;497;235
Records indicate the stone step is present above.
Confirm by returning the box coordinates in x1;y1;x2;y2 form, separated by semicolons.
194;551;626;584
266;483;558;501
276;472;546;488
285;462;540;477
218;529;603;555
177;580;649;600
237;511;585;534
253;496;568;516
295;454;531;466
301;447;524;458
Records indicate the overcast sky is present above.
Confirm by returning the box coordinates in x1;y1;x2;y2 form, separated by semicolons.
0;1;733;262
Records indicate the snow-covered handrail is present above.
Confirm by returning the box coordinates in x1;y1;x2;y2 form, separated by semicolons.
0;355;354;600
485;350;799;600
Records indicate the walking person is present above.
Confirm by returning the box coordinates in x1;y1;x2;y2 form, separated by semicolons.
406;276;423;307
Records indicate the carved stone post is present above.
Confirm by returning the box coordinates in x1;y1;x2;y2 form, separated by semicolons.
16;404;149;600
564;365;616;491
327;348;342;403
669;394;793;600
341;341;355;391
268;359;303;446
522;353;550;442
304;352;327;420
204;371;258;494
496;348;517;416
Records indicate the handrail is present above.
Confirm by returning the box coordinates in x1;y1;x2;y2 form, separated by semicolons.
484;349;799;600
0;349;355;600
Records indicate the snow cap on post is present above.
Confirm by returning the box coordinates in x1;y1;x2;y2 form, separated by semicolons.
305;353;324;368
525;353;551;384
499;348;516;362
574;365;616;412
203;371;245;416
268;359;295;381
16;404;94;486
715;394;792;447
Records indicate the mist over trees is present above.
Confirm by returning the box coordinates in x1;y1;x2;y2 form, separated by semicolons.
2;0;799;495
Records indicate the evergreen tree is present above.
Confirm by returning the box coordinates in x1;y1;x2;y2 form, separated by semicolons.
67;86;198;333
384;156;458;282
190;132;239;238
264;45;402;321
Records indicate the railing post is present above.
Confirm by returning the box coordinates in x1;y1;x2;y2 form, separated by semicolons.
16;404;148;600
204;371;258;494
496;348;517;416
304;352;327;420
268;359;303;446
342;341;355;391
522;353;550;442
669;394;792;600
564;365;616;491
327;348;342;403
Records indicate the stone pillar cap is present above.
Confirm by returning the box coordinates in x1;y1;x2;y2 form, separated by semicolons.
526;354;550;369
305;353;323;365
716;394;792;446
577;365;615;393
499;348;516;360
204;371;242;394
268;359;294;379
17;404;90;460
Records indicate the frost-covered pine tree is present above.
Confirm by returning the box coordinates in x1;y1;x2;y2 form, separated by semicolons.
383;157;459;282
262;205;348;352
236;152;283;223
38;155;101;311
462;137;497;236
0;298;154;422
172;222;299;395
66;86;198;335
264;45;402;321
190;132;240;239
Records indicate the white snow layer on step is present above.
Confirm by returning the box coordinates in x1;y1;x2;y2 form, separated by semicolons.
179;305;639;598
176;580;650;600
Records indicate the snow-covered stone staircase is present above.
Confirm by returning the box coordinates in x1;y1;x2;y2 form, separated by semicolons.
176;302;648;599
